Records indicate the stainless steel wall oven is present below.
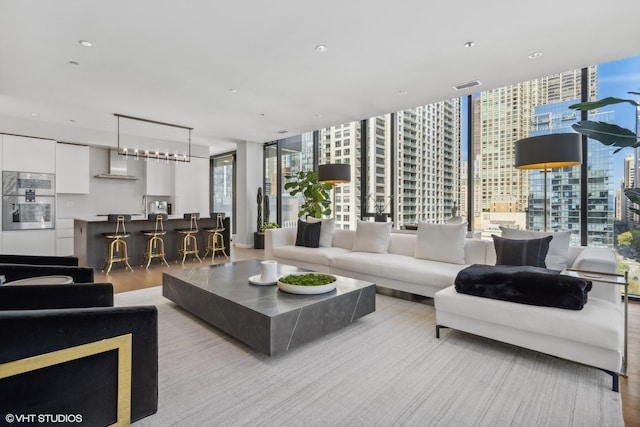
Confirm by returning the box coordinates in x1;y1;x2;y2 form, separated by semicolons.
2;171;55;230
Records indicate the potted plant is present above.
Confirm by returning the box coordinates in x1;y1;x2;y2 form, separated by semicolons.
254;187;280;249
369;194;393;222
569;91;640;210
284;171;332;218
254;187;265;249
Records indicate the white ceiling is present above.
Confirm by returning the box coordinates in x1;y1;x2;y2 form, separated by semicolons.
2;0;640;155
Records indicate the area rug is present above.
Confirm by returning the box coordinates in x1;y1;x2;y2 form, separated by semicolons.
115;286;623;427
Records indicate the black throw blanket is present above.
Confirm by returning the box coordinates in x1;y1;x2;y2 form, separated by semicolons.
454;264;592;310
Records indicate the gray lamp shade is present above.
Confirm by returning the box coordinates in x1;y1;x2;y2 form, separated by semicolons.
318;163;351;184
514;133;582;169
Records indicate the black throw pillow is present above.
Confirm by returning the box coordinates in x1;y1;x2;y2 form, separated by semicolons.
492;234;553;268
295;220;321;248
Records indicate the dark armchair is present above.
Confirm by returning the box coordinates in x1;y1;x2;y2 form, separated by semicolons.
0;283;158;425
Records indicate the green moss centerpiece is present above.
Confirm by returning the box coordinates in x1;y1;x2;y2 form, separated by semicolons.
277;273;337;295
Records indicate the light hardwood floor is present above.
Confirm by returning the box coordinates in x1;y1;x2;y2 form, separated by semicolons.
97;246;639;427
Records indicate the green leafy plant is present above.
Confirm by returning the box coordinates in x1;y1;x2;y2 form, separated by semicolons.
278;273;336;286
284;170;332;218
259;222;279;232
569;92;640;153
569;91;640;209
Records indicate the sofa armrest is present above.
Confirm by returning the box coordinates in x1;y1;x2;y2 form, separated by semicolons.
570;247;618;274
0;305;158;424
570;247;621;304
265;227;297;259
0;263;95;283
0;283;114;310
0;254;79;266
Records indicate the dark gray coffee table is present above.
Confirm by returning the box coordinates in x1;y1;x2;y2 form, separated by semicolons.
162;259;376;356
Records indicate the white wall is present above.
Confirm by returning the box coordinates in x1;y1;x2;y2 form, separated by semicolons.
235;141;263;248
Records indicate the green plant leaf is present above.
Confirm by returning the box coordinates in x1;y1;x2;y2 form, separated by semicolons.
569;96;639;111
630;207;640;216
624;188;640;205
571;121;639;152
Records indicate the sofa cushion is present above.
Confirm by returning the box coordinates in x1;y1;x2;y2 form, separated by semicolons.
435;286;622;352
331;252;469;288
273;245;351;267
306;216;335;247
492;235;552;268
295;220;321;248
352;220;392;253
414;222;466;264
499;227;571;270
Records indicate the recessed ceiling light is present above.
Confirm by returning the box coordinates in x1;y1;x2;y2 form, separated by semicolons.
78;40;93;48
229;89;238;94
31;113;38;116
69;119;76;123
528;52;543;59
260;113;265;117
464;41;474;48
69;60;79;66
315;45;328;53
397;90;408;96
314;114;322;118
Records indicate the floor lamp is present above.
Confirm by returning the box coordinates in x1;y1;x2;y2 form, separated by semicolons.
318;164;351;217
515;133;582;231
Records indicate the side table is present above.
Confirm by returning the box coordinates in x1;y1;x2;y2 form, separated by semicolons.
563;268;628;376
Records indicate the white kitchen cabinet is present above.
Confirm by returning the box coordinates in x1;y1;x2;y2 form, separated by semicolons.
2;134;56;173
2;230;56;256
55;217;75;256
145;160;172;196
56;143;90;194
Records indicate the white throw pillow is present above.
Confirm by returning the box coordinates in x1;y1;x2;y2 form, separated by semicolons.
306;216;335;247
499;226;571;270
414;222;467;264
352;220;392;253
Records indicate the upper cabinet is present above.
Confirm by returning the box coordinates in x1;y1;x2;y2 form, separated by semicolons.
2;135;56;173
145;160;172;196
56;143;90;194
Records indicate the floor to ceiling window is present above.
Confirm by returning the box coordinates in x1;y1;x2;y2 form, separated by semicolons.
264;133;315;228
261;54;640;297
319;121;362;229
211;152;235;234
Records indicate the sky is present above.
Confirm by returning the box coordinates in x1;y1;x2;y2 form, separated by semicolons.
597;55;640;184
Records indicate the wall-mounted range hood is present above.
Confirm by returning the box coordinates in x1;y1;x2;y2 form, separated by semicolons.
95;149;139;180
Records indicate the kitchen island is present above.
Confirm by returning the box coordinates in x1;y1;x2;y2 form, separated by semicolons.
74;215;231;270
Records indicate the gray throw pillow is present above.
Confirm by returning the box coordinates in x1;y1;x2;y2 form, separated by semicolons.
295;220;321;248
492;234;553;268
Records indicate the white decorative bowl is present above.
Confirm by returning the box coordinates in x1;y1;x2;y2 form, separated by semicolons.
277;273;337;295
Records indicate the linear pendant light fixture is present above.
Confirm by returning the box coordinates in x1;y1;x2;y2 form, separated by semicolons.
115;113;192;163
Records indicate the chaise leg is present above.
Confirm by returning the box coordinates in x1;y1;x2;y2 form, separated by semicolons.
436;324;448;339
601;369;619;392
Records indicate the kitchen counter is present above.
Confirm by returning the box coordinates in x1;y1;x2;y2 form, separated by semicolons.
75;214;189;222
74;216;231;270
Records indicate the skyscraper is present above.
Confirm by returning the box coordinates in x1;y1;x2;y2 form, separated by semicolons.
473;67;599;238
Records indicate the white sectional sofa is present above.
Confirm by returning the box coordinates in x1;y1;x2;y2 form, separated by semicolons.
265;225;624;390
265;226;617;299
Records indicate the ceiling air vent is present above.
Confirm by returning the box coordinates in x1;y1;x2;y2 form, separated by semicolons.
453;80;482;91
